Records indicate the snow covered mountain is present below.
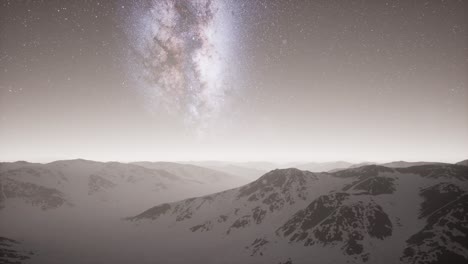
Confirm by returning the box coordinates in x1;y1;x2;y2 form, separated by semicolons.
380;161;446;168
294;161;353;172
184;162;267;181
0;159;254;264
131;161;249;188
187;161;279;172
129;164;468;264
187;160;374;174
2;161;467;263
0;159;250;215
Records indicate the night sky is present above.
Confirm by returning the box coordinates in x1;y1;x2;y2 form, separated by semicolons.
1;0;467;163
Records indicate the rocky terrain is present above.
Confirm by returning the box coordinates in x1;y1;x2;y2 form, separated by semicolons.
129;164;468;264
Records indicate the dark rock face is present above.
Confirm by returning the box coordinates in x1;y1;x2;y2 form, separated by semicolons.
396;164;468;181
419;183;463;218
88;174;116;195
237;168;316;213
190;221;212;232
174;198;198;222
278;193;349;239
401;184;468;264
130;203;171;220
312;201;392;243
277;192;392;261
217;215;228;223
252;206;267;224
248;238;269;256
129;193;223;224
190;204;268;234
278;259;293;264
0;178;68;210
0;237;33;264
227;215;251;234
190;215;229;233
345;177;396;195
336;165;397;196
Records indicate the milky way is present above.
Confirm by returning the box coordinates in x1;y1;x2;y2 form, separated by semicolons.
126;0;236;129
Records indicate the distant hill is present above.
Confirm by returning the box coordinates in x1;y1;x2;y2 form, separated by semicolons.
131;161;248;186
294;161;353;172
380;160;446;168
0;160;249;215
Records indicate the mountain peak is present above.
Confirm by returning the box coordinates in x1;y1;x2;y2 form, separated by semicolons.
253;168;315;187
237;168;317;200
332;164;394;178
47;158;101;166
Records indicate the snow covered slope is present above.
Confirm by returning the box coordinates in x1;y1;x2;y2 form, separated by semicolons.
0;159;249;216
186;162;267;181
131;161;249;188
129;164;468;264
0;159;254;264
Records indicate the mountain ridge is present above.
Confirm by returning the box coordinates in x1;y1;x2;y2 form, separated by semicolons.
128;164;468;264
2;161;467;263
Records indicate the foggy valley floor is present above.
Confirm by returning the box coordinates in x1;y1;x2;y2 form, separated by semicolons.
1;159;467;264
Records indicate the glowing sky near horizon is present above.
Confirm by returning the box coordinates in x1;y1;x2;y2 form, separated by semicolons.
0;0;467;163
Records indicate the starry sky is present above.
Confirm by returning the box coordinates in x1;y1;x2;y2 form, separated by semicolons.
0;0;467;163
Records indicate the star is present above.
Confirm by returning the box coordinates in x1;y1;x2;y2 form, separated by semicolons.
125;0;237;130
